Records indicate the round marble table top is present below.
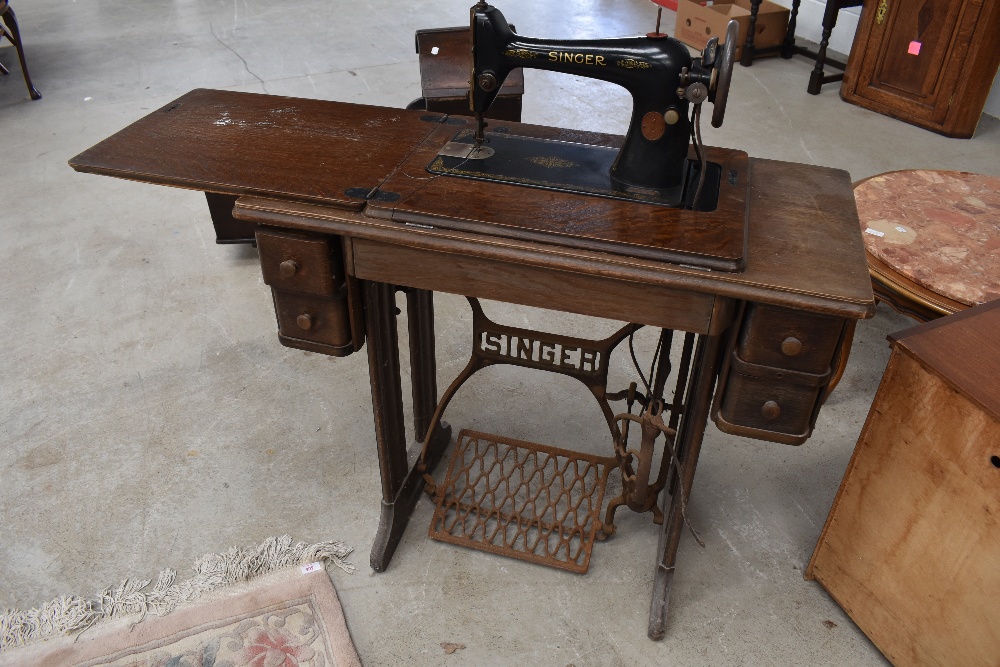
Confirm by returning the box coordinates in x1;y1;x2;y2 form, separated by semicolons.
855;170;1000;307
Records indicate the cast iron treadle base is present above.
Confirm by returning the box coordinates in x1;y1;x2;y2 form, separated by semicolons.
429;429;616;574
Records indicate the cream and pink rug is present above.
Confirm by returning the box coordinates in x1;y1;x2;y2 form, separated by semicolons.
0;537;360;667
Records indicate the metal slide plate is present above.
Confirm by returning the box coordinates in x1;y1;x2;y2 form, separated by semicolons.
430;429;614;574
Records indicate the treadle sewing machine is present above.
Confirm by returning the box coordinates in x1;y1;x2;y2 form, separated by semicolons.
69;2;874;641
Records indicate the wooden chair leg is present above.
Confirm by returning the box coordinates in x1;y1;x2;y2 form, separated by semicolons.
740;0;763;66
807;1;841;95
1;4;41;100
781;0;802;58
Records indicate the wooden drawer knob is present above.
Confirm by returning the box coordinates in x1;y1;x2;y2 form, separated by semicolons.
781;337;803;356
296;313;314;331
279;259;299;278
761;400;781;421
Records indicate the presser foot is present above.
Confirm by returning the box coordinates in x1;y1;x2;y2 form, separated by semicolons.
473;113;488;146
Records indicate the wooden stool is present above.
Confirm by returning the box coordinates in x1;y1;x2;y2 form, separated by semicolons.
855;170;1000;321
0;0;41;100
741;0;862;95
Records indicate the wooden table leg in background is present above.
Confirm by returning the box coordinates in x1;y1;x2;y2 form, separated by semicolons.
366;282;451;572
648;331;728;639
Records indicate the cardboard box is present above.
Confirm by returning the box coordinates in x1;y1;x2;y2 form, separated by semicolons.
674;0;790;60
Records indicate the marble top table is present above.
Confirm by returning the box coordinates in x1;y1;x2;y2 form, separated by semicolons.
855;170;1000;321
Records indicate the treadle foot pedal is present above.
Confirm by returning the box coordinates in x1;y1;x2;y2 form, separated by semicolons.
429;429;615;574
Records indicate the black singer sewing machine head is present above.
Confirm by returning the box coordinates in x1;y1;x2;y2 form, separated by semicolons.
460;1;737;203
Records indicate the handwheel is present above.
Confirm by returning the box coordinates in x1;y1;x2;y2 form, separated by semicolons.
711;20;738;128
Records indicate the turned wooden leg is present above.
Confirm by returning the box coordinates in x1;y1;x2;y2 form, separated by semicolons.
781;0;802;58
740;0;763;67
1;4;41;100
808;1;841;94
647;331;727;640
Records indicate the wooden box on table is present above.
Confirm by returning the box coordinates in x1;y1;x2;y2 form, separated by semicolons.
806;299;1000;665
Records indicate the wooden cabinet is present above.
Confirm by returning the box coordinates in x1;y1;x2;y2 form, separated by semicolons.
841;0;1000;138
806;300;1000;665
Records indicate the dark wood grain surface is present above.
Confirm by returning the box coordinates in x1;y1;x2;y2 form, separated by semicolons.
69;89;443;209
235;157;873;319
841;0;1000;138
349;237;727;334
416;26;524;99
367;116;750;270
69;89;873;317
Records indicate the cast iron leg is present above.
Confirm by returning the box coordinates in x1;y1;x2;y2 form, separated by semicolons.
1;5;41;100
740;0;762;67
647;331;727;640
366;282;451;572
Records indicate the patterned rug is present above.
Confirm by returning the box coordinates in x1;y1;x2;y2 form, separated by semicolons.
0;537;361;667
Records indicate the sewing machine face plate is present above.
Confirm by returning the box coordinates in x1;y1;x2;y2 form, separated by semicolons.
428;130;722;211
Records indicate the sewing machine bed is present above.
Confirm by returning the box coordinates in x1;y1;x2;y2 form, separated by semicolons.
71;90;749;272
373;116;750;272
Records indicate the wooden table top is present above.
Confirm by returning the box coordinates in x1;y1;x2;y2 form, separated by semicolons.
69;88;441;210
855;170;1000;307
69;88;874;319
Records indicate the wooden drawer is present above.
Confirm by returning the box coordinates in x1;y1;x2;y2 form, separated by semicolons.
715;353;830;444
713;302;846;445
257;227;343;297
272;289;354;356
737;304;845;374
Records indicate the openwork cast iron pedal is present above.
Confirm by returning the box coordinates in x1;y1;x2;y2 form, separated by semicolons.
429;429;615;574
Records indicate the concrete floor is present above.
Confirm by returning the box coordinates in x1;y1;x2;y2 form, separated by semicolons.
2;1;998;665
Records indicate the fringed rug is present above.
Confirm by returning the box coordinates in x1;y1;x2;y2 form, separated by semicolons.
0;536;361;667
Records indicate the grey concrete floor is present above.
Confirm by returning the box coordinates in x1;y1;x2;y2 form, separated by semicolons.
1;1;998;665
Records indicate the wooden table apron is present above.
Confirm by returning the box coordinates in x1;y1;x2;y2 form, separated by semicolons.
68;89;874;641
